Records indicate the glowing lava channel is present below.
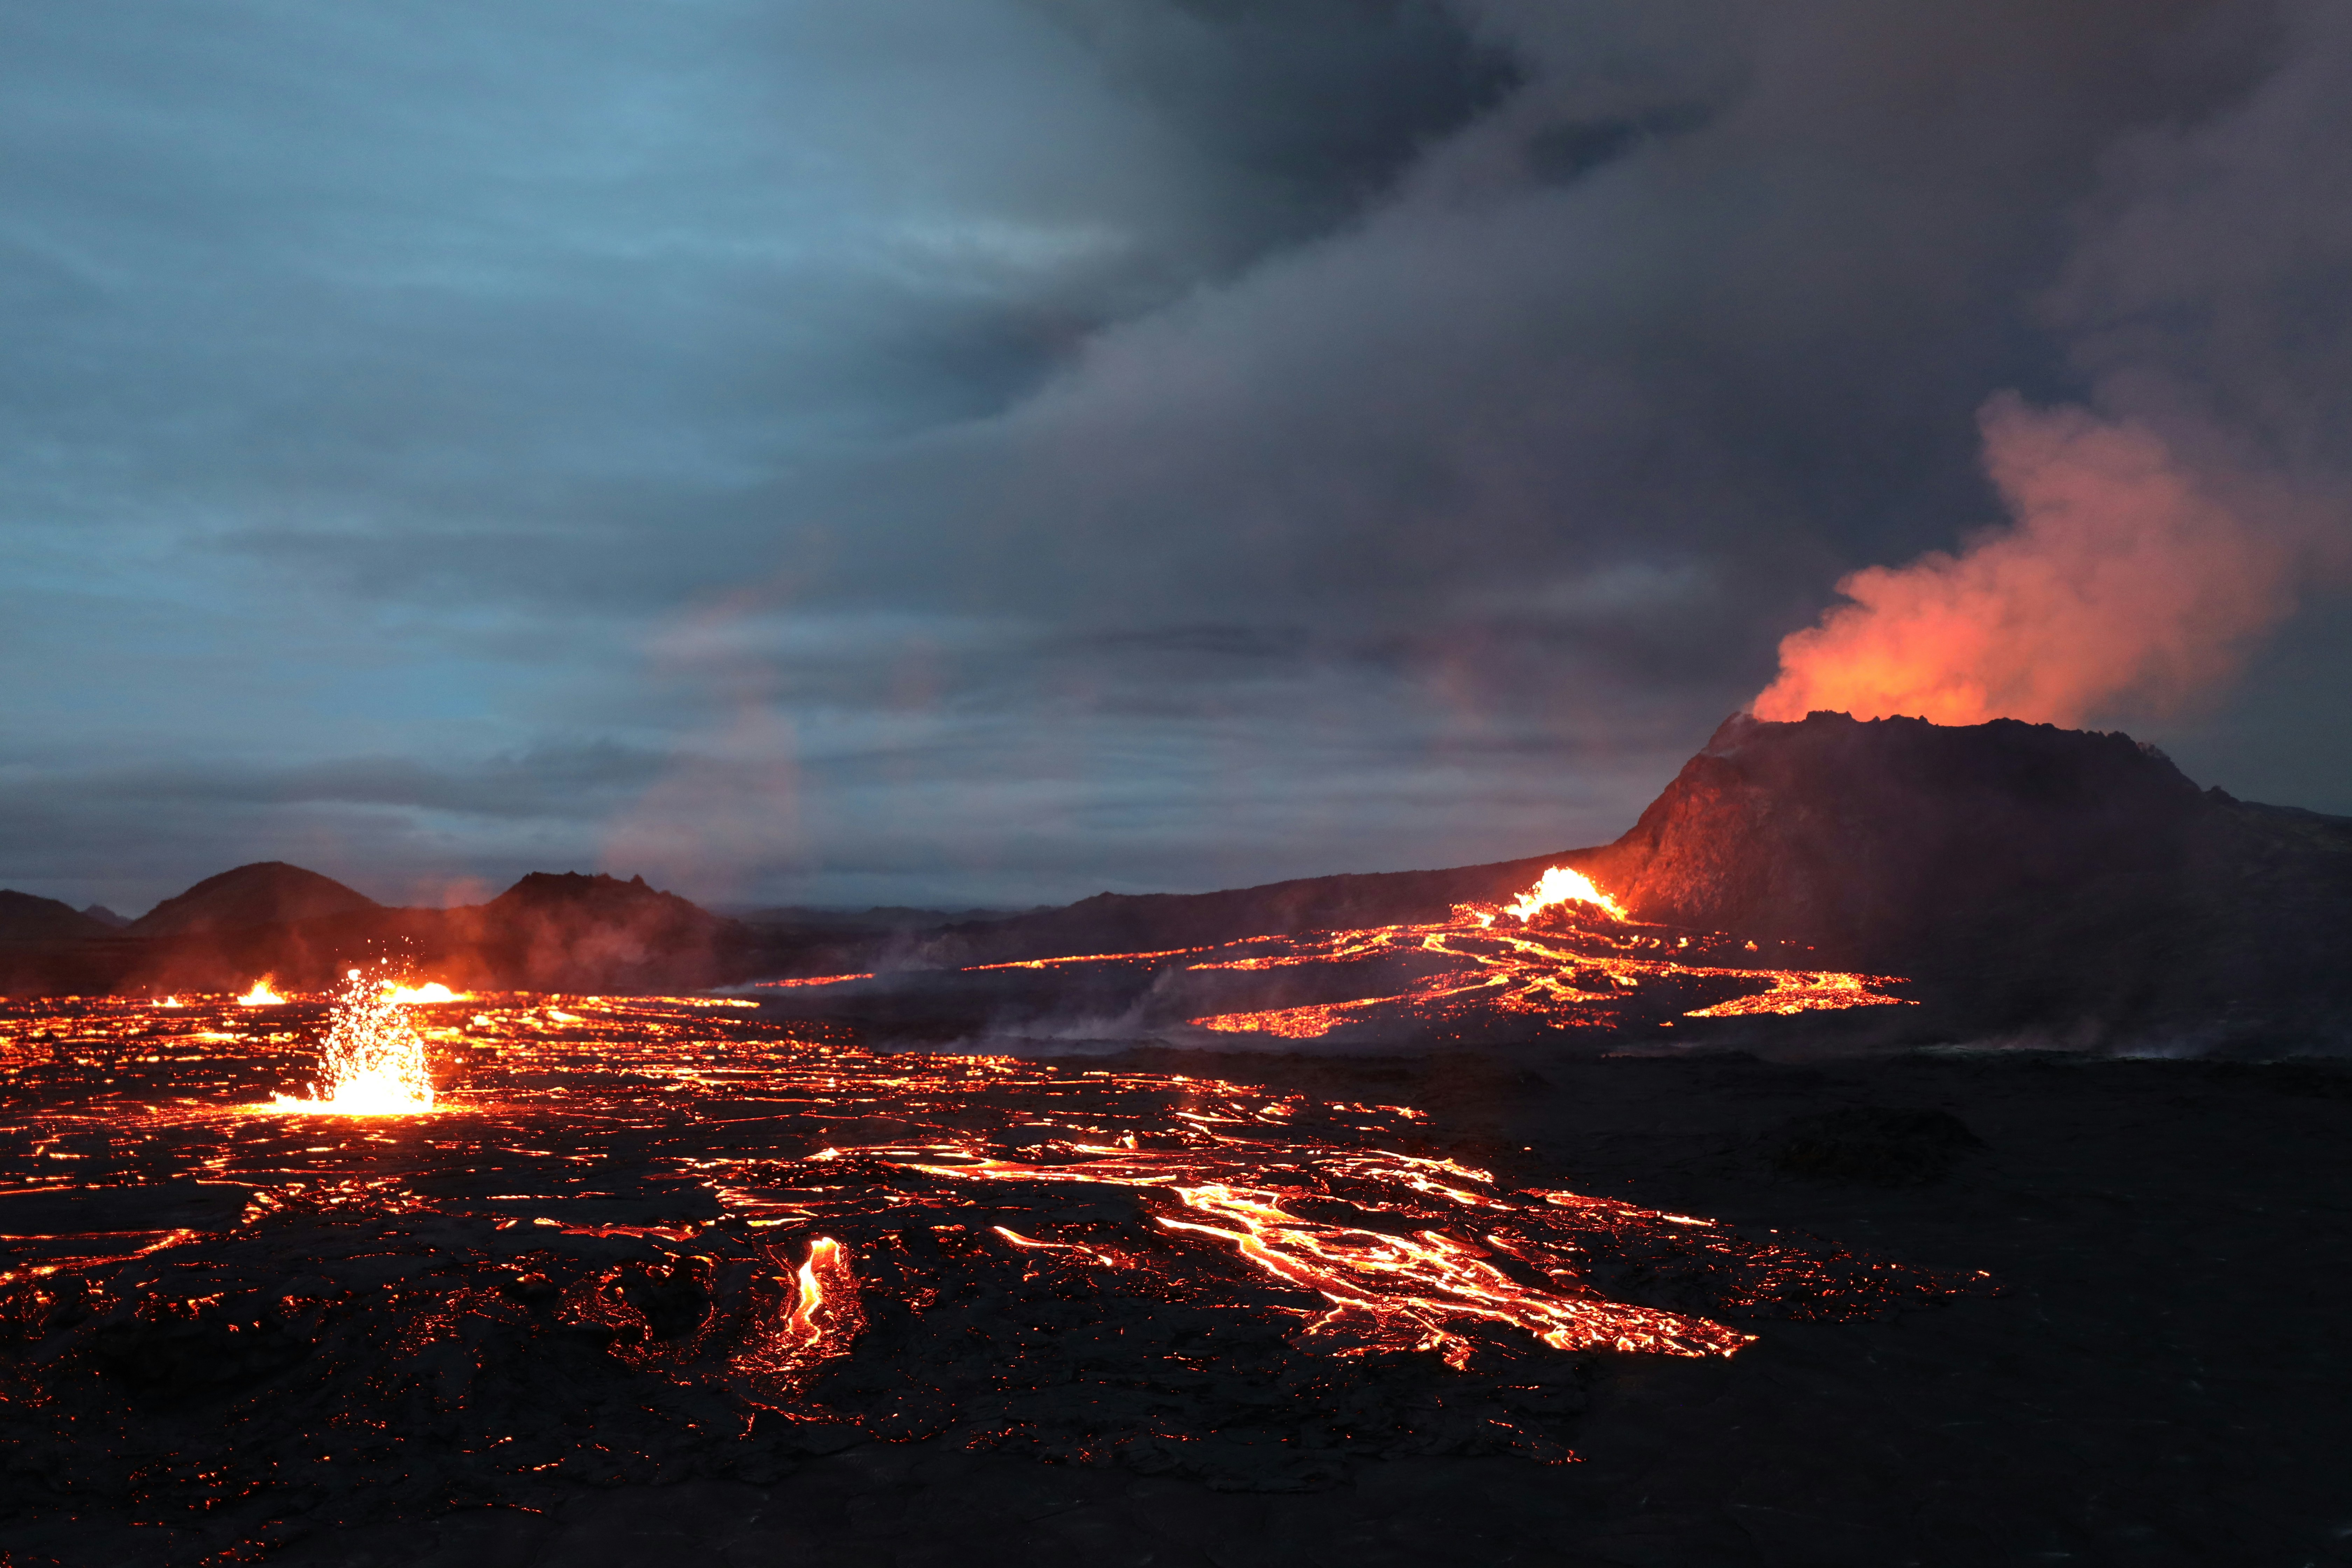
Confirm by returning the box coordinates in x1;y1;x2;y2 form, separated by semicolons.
264;969;438;1115
1181;865;1912;1039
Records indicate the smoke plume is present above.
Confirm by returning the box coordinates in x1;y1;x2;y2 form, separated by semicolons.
1751;394;2301;727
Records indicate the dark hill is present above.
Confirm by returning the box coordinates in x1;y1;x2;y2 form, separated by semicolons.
105;872;757;996
1582;712;2213;955
489;871;716;926
1569;712;2352;1035
79;904;130;929
469;872;744;991
2;866;799;996
128;862;380;939
0;890;115;944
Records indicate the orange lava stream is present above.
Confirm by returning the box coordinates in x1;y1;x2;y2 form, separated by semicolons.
1681;971;1906;1017
1175;868;1911;1040
728;1234;867;1392
1159;1183;1749;1363
909;1141;1749;1361
966;946;1214;973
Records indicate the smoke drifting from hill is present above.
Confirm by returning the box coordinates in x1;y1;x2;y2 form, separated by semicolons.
1754;0;2352;735
1752;397;2302;726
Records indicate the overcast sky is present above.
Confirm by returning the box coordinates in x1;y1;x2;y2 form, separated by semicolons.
4;0;2348;915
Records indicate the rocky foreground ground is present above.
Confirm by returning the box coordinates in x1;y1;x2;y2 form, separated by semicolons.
12;1040;2340;1568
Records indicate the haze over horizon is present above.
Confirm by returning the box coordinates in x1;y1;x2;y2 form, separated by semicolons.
6;0;2350;916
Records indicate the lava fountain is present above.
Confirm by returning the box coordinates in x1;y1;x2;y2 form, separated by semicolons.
1495;865;1628;924
264;967;437;1114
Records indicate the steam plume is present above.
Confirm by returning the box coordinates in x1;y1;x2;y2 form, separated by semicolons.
1752;395;2299;727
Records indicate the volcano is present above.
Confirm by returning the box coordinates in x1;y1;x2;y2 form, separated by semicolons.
1569;712;2352;1040
813;712;2348;1050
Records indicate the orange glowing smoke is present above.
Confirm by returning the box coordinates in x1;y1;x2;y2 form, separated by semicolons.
1754;397;2297;727
236;978;287;1006
264;968;436;1115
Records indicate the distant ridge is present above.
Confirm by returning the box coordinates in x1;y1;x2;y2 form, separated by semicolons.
0;890;115;945
489;871;712;923
127;861;380;938
0;864;761;996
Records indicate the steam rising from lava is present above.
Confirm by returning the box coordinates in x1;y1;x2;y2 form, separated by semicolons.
1754;397;2300;727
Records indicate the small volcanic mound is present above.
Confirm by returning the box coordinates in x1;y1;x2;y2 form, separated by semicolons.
126;862;381;939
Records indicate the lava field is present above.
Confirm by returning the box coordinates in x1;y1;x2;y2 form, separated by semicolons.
0;992;1982;1560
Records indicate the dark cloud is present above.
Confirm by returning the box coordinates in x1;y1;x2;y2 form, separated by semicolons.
1;0;2345;912
1034;0;1520;250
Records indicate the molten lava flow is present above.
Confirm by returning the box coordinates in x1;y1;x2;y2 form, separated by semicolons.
1500;866;1627;924
783;1235;863;1359
1160;1182;1748;1364
236;978;286;1006
728;1233;870;1395
1167;866;1910;1041
265;968;436;1115
382;981;464;1004
906;1139;1760;1365
1681;971;1903;1017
